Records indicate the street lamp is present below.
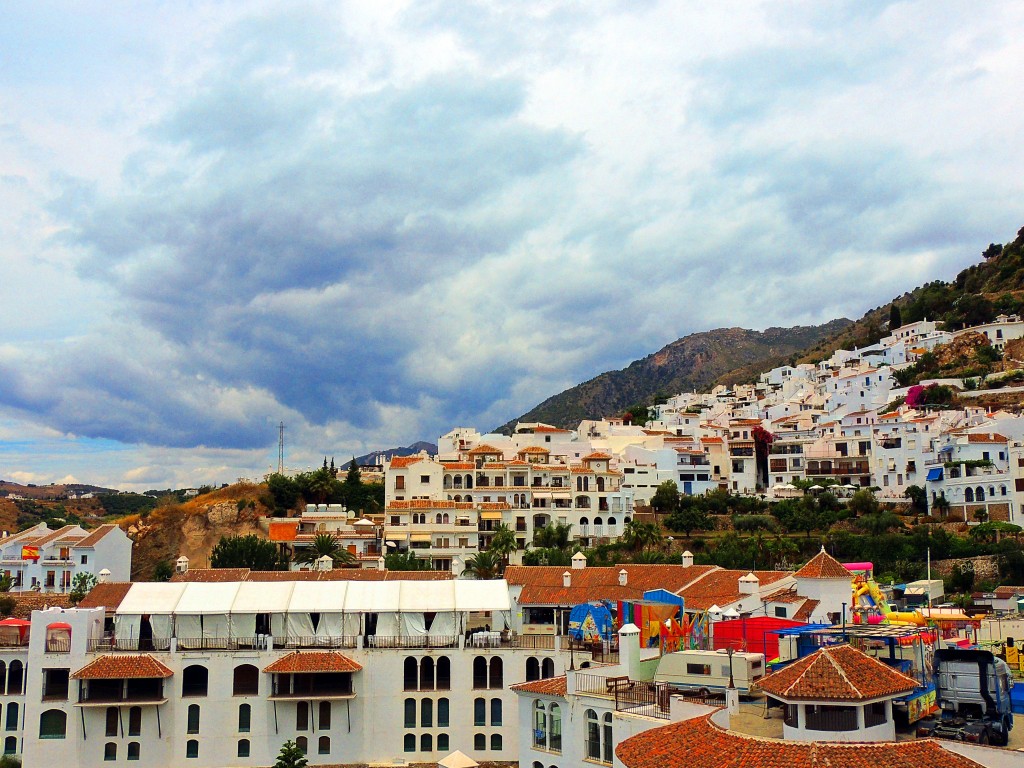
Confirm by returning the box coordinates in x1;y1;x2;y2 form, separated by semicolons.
727;646;735;689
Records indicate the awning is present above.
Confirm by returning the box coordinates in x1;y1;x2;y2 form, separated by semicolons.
480;511;503;520
116;582;187;615
410;533;432;543
926;467;944;481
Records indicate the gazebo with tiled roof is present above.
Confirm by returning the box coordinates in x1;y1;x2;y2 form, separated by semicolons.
263;651;361;699
755;644;919;742
71;654;173;707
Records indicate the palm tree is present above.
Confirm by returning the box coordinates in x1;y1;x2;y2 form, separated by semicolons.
621;520;660;551
533;522;571;550
464;550;502;580
294;533;356;567
488;523;518;569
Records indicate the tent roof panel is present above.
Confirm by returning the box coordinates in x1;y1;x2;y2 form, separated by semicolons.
290;580;348;612
455;580;512;612
116;583;187;615
174;581;241;614
400;580;456;611
231;581;295;613
345;580;401;611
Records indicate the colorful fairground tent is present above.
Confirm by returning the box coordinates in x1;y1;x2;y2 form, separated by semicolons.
617;591;685;649
846;561;977;629
567;601;616;643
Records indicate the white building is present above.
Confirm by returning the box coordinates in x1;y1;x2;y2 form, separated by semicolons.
0;524;130;592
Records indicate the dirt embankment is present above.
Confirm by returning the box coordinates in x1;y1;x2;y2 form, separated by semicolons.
125;482;272;579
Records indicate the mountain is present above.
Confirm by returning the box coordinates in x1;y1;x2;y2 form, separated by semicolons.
345;441;438;468
498;320;852;432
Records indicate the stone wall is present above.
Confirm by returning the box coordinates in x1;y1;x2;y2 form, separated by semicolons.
931;555;1000;583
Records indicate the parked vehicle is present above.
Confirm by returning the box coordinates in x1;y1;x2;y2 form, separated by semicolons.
916;648;1014;746
654;649;765;696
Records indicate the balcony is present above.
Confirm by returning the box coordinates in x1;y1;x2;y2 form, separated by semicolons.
270;673;354;699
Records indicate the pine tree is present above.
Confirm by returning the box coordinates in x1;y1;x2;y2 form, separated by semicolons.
274;740;308;768
889;303;902;330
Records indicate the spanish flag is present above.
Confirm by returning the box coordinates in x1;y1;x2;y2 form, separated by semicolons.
21;546;39;560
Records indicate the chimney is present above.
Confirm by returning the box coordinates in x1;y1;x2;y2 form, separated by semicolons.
175;555;189;574
571;551;587;570
317;554;333;572
618;622;641;681
376;556;386;571
681;550;694;567
739;572;760;595
618;569;628;587
98;569;111;584
563;571;571;588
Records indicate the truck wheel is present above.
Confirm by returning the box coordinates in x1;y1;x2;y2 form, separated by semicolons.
978;731;989;745
698;688;710;698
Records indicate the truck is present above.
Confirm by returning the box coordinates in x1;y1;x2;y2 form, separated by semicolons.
916;648;1014;746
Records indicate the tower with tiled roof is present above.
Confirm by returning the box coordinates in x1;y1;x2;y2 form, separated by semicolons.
793;547;852;624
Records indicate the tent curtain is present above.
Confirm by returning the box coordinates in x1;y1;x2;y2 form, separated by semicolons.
286;613;315;641
229;613;257;639
316;613;344;643
427;612;457;639
114;614;141;641
202;614;228;641
175;615;202;648
271;613;288;639
343;613;361;637
400;612;427;637
375;612;399;637
149;614;173;649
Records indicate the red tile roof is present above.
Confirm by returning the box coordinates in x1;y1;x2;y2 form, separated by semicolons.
510;676;567;697
388;455;428;468
505;565;718;606
793;599;819;622
967;432;1008;443
171;568;251;582
77;582;133;610
763;588;805;604
582;452;613;461
467;444;503;454
755;644;918;701
793;549;850;580
173;568;454;583
263;651;362;674
533;426;569;433
72;655;173;679
76;524;119;548
518;446;550;454
993;585;1024;598
441;462;475;470
678;570;792;611
616;713;983;768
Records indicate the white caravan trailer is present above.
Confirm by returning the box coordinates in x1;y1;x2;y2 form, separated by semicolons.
654;649;766;695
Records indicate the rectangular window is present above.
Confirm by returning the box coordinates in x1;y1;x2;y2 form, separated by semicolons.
420;475;430;484
80;555;88;564
43;669;70;700
774;607;787;618
685;664;711;676
395;476;405;490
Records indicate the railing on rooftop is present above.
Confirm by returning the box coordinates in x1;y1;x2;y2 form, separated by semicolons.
506;634;555;650
365;635;459;649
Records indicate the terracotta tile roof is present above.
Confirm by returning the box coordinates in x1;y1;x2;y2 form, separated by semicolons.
441;462;475;470
77;581;133;610
171;568;252;582
763;588;805;604
263;651;362;674
511;675;567;697
518;446;550;454
755;644;918;701
793;549;850;580
505;564;717;605
508;459;529;466
678;570;792;611
467;444;503;455
616;713;983;768
32;525;79;548
76;524;118;548
967;432;1009;443
533;426;569;433
72;654;173;680
700;437;724;444
9;592;71;619
793;599;819;622
582;452;613;461
388;455;427;468
993;585;1024;598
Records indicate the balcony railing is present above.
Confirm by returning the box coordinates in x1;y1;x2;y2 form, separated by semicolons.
365;635;459;649
271;680;353;698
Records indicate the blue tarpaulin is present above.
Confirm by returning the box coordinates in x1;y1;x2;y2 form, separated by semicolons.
642;589;685;616
568;602;615;642
926;467;943;481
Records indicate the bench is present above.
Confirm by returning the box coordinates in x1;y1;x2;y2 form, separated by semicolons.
605;676;634;694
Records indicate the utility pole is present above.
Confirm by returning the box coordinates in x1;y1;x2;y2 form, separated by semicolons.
277;422;285;474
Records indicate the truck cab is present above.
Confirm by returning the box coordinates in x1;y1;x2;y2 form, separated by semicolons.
917;648;1014;746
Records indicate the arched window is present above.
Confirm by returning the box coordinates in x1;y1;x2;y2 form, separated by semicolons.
989;486;996;499
542;657;555;679
550;703;562;752
0;662;6;695
607;516;616;528
437;656;451;689
474;733;486;751
237;739;250;758
489;657;503;688
127;741;140;761
104;742;117;761
442;513;449;524
526;657;540;681
602;712;613;763
453;495;462;502
1002;485;1008;496
976;486;986;502
594;517;603;528
965;487;975;503
435;513;443;524
534;763;543;768
187;704;200;734
238;703;251;733
404;697;416;727
296;736;307;754
39;708;67;739
465;474;473;489
318;736;330;755
7;661;22;695
404;657;418;690
296;701;309;731
464;495;472;503
128;706;142;736
533;700;547;748
420;656;435;690
624;515;632;525
491;734;502;751
438;697;450;727
490;698;502;726
597;477;605;492
186;740;199;759
474;697;486;726
404;734;415;752
4;703;17;732
319;701;331;729
105;706;118;737
421;698;433;727
233;664;259;696
580;517;589;528
585;709;600;759
182;665;208;697
473;656;488;689
420;734;433;752
2;736;14;756
438;733;449;751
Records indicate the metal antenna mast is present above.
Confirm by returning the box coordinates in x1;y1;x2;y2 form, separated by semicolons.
277;422;285;474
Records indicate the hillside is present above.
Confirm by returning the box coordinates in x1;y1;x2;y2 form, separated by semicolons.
500;225;1024;431
498;320;851;432
345;441;438;468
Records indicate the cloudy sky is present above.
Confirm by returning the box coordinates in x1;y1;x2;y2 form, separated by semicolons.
1;1;1022;491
